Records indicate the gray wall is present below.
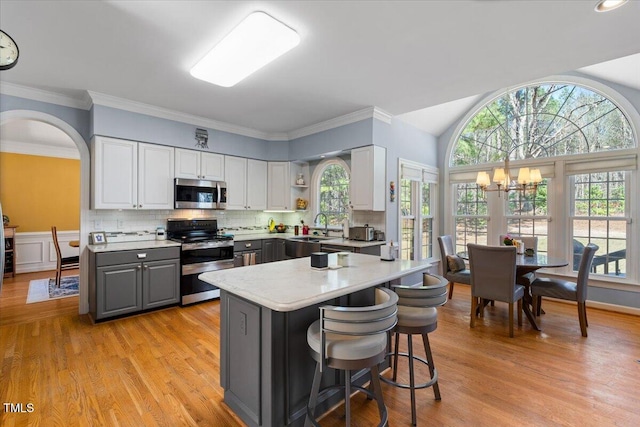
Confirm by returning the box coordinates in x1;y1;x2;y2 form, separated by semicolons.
92;105;289;160
1;94;91;143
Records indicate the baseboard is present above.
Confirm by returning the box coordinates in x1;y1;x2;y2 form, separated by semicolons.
543;297;640;316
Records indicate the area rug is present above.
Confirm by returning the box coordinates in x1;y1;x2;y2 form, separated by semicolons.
26;275;79;304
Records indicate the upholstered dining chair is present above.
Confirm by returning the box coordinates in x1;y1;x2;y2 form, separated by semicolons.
437;235;471;299
52;226;80;288
467;243;525;338
305;287;398;427
499;234;539;287
530;243;598;337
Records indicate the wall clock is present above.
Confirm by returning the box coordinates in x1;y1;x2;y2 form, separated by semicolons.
0;30;19;71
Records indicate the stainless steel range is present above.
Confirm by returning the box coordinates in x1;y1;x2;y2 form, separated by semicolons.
167;218;234;305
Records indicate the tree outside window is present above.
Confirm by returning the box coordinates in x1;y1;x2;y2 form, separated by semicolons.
318;163;350;226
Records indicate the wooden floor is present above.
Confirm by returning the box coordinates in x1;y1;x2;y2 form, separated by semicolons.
1;272;639;426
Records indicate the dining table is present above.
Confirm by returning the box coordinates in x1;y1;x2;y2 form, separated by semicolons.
458;250;568;330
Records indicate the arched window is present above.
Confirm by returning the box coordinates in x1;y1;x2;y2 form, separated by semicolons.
313;158;350;226
451;83;634;166
448;80;637;280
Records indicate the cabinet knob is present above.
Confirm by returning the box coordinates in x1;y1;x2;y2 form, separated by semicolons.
144;265;149;270
137;265;141;270
139;204;143;208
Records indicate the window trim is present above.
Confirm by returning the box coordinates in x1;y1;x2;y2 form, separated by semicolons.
310;157;351;226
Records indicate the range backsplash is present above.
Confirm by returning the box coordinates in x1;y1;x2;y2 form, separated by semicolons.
87;209;385;237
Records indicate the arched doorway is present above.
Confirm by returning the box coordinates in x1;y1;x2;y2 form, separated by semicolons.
1;110;91;314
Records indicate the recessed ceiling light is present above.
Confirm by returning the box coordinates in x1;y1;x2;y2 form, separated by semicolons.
190;11;300;87
594;0;628;12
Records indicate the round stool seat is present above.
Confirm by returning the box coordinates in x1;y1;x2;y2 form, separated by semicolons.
307;319;387;361
397;306;438;328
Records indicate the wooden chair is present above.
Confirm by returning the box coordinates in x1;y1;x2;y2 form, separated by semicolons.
467;243;525;338
437;235;471;299
52;226;79;288
531;243;598;337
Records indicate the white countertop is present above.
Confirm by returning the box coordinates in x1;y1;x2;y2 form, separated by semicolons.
199;253;431;312
233;232;385;248
87;240;182;253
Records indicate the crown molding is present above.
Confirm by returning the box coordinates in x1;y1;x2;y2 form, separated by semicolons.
286;106;392;140
2;83;394;142
0;139;80;159
87;91;276;141
0;82;91;110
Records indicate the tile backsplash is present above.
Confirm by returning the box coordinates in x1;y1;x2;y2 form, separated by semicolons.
87;209;385;237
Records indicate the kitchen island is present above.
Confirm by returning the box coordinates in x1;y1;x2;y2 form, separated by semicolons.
199;253;431;427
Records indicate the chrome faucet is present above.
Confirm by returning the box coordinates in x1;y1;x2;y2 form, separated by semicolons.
314;213;329;236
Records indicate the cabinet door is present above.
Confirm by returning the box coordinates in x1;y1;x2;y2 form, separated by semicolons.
263;240;274;263
274;239;286;261
247;159;267;210
201;153;225;181
138;143;175;210
142;259;180;309
96;262;142;319
350;145;386;211
225;156;248;210
175;148;200;179
267;162;291;210
92;136;137;209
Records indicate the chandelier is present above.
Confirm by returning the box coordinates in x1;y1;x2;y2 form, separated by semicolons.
476;158;542;197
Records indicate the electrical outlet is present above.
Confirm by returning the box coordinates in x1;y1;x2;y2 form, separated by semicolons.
94;219;102;230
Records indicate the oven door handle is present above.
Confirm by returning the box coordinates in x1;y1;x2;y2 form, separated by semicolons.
182;259;235;276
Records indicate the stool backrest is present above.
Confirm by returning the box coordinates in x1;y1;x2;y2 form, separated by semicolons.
321;287;398;335
393;274;448;308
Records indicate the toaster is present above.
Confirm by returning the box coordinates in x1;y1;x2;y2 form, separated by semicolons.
349;226;375;241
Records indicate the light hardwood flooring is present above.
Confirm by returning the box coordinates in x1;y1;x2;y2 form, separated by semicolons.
1;271;639;426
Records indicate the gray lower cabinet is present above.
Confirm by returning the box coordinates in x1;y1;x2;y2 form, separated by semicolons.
234;240;263;267
90;247;180;321
263;239;286;263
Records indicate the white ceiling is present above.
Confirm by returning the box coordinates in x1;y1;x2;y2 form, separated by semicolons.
1;0;639;149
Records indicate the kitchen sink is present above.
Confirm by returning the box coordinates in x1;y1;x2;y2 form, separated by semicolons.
285;236;331;258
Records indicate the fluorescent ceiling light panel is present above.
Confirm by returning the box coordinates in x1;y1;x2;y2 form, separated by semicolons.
190;11;300;87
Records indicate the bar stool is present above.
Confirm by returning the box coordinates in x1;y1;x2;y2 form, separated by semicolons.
380;273;448;426
305;287;398;427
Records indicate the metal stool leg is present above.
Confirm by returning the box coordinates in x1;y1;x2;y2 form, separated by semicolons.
408;335;417;426
305;362;322;427
392;331;400;381
422;333;441;400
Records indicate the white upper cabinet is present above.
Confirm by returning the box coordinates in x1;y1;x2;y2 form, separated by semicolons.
350;145;386;211
92;136;174;210
175;148;224;181
138;143;175;209
247;159;267;210
267;162;291;210
225;156;267;210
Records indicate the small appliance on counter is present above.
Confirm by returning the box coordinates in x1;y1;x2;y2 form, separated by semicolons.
349;226;374;241
155;227;166;240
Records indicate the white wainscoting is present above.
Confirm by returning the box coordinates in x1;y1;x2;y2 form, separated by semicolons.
15;230;80;274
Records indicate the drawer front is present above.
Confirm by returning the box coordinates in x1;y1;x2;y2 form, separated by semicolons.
96;247;180;267
234;240;262;252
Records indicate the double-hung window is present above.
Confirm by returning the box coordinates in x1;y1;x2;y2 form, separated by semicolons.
569;170;630;277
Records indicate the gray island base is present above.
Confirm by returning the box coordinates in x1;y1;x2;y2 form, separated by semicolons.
199;253;432;427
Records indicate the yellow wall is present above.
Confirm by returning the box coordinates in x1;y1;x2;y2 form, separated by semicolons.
0;152;80;232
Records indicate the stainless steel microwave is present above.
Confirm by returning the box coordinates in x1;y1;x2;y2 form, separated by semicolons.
174;178;227;210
